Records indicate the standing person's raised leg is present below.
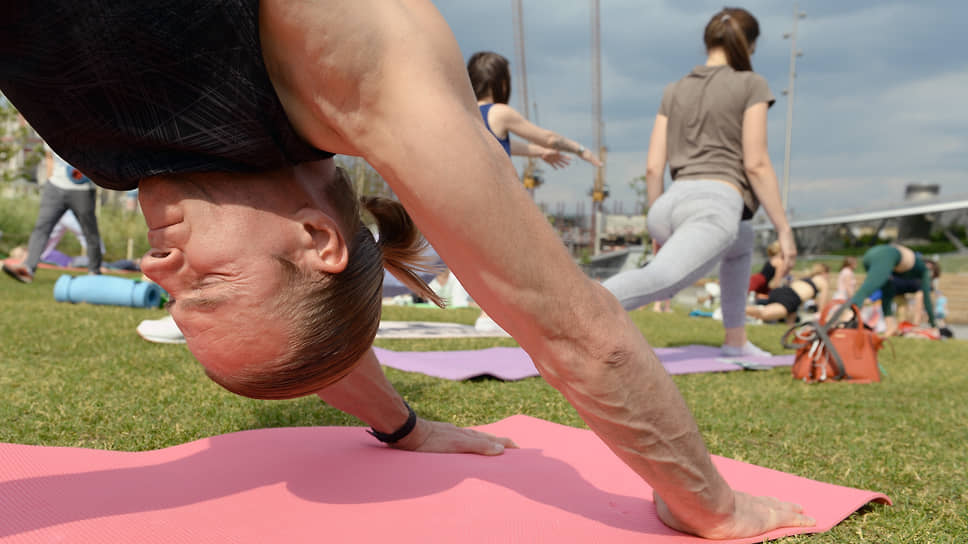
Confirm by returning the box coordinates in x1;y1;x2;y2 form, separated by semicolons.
603;183;741;311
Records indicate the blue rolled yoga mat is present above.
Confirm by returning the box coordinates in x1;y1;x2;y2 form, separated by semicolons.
54;275;163;309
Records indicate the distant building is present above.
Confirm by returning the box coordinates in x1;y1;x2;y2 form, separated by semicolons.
898;183;940;242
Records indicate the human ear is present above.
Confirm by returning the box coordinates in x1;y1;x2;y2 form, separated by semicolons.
293;208;349;274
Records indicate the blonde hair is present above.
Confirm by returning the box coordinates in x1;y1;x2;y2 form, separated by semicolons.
766;241;781;257
206;168;442;400
807;263;829;278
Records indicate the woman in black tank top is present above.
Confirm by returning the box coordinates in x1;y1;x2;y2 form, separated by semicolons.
747;264;830;324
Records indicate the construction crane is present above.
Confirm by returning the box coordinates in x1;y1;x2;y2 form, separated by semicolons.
589;0;608;255
511;0;542;198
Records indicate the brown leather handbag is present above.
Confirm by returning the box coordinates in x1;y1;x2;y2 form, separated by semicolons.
783;304;886;383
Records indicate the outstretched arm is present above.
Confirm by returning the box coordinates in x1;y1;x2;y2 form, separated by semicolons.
509;139;571;169
492;104;601;166
317;348;515;455
260;0;813;537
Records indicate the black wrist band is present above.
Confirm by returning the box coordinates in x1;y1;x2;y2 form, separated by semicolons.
367;401;417;444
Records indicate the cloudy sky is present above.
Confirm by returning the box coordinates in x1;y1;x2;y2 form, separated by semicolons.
435;0;968;220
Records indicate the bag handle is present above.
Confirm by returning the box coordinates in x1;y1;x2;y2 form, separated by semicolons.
812;322;849;380
781;320;849;381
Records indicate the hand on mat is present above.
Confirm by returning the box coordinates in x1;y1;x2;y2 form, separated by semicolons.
654;490;815;539
392;418;518;456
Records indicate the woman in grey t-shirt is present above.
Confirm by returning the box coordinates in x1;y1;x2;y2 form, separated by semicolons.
603;7;796;359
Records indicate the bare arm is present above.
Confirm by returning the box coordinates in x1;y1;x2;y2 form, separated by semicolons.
260;0;812;537
768;256;788;289
45;150;53;180
645;114;668;208
317;348;514;454
815;278;831;312
493;103;601;166
509;139;570;169
742;103;796;271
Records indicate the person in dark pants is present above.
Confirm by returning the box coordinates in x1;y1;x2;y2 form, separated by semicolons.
2;145;102;283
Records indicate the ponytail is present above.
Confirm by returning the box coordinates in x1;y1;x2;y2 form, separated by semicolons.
361;196;444;308
704;8;760;72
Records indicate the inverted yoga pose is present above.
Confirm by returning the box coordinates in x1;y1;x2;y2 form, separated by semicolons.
837;244;939;336
602;7;796;359
2;1;812;537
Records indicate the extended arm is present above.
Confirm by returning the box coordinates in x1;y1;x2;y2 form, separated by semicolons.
260;0;812;537
742;103;796;271
510;139;570;169
492;103;601;166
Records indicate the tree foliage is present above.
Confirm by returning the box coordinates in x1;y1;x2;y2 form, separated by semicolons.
0;97;43;182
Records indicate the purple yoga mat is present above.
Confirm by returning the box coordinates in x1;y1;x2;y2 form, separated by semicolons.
374;345;793;381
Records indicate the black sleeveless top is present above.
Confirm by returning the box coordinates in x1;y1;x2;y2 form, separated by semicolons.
0;0;333;191
759;259;777;284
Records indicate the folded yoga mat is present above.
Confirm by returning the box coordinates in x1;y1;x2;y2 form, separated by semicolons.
0;416;888;544
53;274;163;308
374;345;793;381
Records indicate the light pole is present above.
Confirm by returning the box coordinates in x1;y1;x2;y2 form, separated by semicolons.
781;4;806;213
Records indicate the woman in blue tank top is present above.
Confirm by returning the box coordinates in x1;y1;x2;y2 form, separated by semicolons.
467;52;601;166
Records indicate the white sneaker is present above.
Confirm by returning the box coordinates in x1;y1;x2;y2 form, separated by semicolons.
721;341;772;358
137;315;186;344
474;313;509;335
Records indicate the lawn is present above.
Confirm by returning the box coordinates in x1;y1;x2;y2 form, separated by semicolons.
1;269;966;542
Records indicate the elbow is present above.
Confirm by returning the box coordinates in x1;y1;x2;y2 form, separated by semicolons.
743;157;772;182
528;284;636;387
645;164;664;182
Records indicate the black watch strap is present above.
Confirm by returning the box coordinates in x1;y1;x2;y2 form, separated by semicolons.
367;401;417;444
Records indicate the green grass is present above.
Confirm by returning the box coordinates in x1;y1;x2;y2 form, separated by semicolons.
2;271;967;542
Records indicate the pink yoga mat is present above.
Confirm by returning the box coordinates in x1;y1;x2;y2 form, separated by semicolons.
374;345;793;381
0;416;887;543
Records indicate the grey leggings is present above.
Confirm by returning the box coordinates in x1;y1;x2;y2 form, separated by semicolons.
24;183;102;274
602;180;754;329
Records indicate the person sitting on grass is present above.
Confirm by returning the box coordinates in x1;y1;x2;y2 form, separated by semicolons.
2;1;813;538
746;264;830;325
748;240;788;300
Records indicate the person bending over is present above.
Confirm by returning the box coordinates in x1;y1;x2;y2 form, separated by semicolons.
746;264;830;324
835;244;939;337
1;1;812;538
